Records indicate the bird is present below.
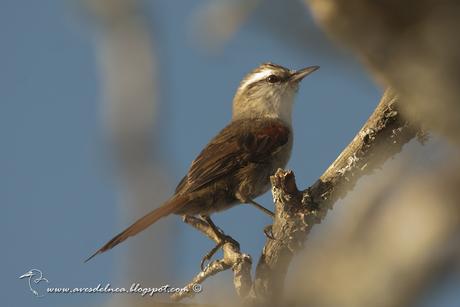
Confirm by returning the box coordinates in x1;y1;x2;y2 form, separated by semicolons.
85;62;319;264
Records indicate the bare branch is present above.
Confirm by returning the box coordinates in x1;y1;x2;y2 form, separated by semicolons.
171;216;252;301
253;88;421;302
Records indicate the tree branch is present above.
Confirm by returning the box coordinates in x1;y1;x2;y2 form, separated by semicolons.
253;88;421;302
171;216;252;301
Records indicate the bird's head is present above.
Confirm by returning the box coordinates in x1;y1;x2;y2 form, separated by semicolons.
19;270;37;279
232;63;319;124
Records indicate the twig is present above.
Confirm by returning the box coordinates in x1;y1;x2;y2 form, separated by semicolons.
171;216;252;301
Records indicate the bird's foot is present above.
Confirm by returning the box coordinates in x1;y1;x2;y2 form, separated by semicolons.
199;215;240;270
200;234;240;271
200;242;223;271
263;224;276;240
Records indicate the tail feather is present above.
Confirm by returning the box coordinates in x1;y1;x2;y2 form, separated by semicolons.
85;195;187;263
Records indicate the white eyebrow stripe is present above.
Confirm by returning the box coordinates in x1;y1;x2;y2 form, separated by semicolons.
240;69;276;89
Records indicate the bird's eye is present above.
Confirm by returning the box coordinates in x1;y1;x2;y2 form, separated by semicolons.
266;75;280;83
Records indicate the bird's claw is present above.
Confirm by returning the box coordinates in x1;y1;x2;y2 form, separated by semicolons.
200;242;223;271
264;224;276;240
199;234;239;271
220;234;240;248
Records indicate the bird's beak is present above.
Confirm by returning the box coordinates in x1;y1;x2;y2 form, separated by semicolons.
290;65;320;82
19;272;32;279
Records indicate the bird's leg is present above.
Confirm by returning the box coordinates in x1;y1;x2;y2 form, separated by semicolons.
263;224;276;240
238;193;276;239
200;241;225;271
203;216;239;246
247;199;274;217
200;215;239;270
236;191;275;217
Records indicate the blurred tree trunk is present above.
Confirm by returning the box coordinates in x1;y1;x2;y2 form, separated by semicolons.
84;1;175;306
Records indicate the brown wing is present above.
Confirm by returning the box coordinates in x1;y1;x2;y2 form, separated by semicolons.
176;118;290;194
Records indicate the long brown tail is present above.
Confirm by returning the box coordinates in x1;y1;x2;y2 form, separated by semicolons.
85;194;187;263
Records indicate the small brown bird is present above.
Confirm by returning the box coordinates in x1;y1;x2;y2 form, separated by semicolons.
85;63;319;263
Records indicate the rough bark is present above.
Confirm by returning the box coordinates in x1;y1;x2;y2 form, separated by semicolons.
252;88;421;302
